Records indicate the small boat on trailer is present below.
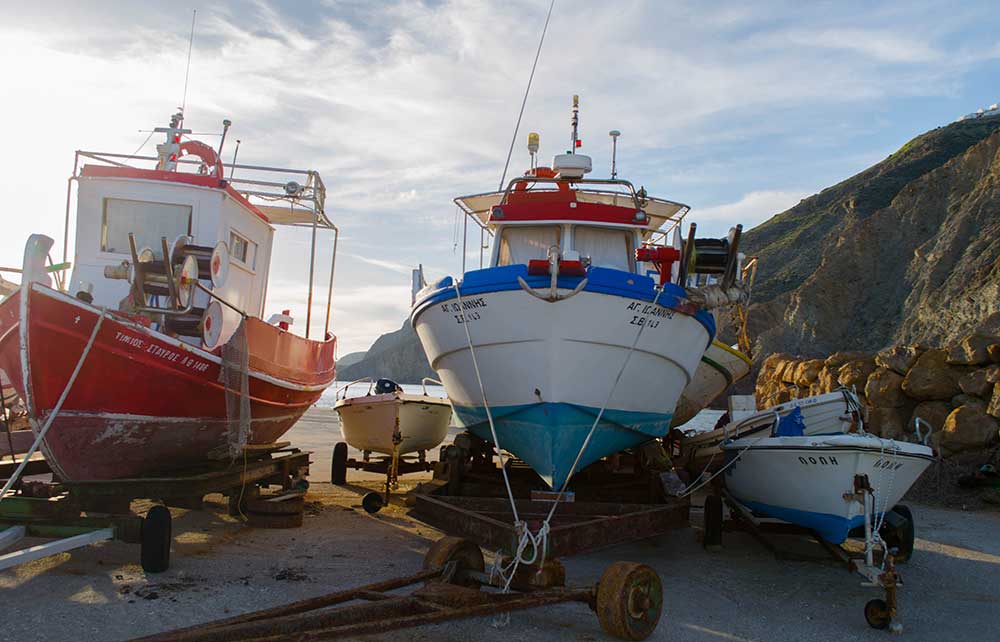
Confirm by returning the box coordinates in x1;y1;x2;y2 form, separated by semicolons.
678;388;862;475
412;97;748;490
332;377;452;491
670;340;751;428
0;112;339;481
706;425;935;631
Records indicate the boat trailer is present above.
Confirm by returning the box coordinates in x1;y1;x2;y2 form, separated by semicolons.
0;445;310;573
130;536;665;642
703;478;913;633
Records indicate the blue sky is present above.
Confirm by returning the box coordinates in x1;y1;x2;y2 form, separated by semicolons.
1;0;998;354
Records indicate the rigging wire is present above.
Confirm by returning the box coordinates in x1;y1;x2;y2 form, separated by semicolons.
180;9;197;122
497;0;556;191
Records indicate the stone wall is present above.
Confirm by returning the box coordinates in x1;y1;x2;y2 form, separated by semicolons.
755;333;1000;456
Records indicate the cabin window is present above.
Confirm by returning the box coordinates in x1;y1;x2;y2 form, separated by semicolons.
101;199;192;256
573;227;632;272
229;230;257;269
497;226;561;266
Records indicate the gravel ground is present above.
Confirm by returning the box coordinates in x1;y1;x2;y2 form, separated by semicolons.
1;479;998;642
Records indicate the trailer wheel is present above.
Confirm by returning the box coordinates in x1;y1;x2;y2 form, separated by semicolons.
141;505;172;574
423;536;485;586
361;492;384;514
331;442;348;485
879;504;915;563
596;562;663;641
864;598;891;630
703;495;723;550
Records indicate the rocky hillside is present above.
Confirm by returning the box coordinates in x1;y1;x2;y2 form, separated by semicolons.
742;116;1000;358
336;321;435;384
755;332;1000;457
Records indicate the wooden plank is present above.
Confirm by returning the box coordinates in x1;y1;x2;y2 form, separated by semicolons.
0;527;114;571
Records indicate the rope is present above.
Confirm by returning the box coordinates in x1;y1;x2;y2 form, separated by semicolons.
497;0;556;191
0;308;105;502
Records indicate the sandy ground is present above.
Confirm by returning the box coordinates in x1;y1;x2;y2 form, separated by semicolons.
2;408;999;641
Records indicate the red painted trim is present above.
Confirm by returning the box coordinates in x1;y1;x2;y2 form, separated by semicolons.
490;200;646;227
80;165;271;224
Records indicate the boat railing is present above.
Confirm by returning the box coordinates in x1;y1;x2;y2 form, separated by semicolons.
65;149;339;340
335;377;374;401
420;377;443;397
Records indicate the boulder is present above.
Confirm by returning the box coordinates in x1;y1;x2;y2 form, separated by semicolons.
867;406;906;440
825;351;871;370
988;344;1000;364
947;333;1000;365
875;345;922;375
958;365;1000;398
793;359;825;387
940;406;1000;455
816;366;838;394
865;368;907;408
950;394;986;411
760;352;791;372
901;349;963;400
779;359;800;385
909;401;952;433
837;358;877;392
989;382;1000;419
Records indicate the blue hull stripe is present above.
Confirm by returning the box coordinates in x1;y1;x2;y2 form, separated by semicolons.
734;498;870;544
453;401;672;490
411;264;715;342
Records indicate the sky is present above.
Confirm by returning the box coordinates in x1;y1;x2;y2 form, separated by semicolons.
1;0;999;355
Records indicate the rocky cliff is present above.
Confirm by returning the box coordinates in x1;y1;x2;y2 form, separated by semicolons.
742;116;1000;358
336;321;435;384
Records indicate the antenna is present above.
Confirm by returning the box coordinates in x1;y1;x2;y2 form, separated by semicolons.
570;94;579;153
229;139;241;180
218;119;232;157
609;130;621;179
179;9;197;126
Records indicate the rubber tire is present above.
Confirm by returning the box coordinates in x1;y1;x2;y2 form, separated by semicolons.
864;598;891;630
703;495;723;550
140;505;172;574
596;562;663;641
880;504;915;563
361;492;384;514
331;442;348;485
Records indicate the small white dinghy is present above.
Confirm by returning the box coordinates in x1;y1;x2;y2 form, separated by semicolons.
679;389;862;474
721;432;934;545
332;378;452;492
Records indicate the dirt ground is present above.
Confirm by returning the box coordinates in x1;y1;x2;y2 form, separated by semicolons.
1;477;999;642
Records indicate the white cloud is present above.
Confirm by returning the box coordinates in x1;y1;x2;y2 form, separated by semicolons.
695;190;812;237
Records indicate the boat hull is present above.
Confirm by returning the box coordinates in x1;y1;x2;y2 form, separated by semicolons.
0;284;336;480
680;390;857;473
670;341;751;428
722;434;934;543
335;393;452;456
412;266;713;488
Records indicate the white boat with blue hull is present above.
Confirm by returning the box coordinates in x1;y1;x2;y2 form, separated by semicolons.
412;97;747;490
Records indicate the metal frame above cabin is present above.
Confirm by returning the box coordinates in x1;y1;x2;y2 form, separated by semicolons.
62;150;339;339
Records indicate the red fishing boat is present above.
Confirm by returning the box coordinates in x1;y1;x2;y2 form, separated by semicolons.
0;113;339;481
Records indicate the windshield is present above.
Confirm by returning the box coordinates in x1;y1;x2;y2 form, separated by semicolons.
497;225;561;266
573;226;632;272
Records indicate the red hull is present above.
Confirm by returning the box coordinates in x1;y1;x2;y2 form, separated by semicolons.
0;285;336;480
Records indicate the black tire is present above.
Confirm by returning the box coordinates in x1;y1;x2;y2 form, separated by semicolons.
864;598;891;630
361;492;384;514
880;504;915;563
703;495;723;550
331;442;348;485
141;505;172;573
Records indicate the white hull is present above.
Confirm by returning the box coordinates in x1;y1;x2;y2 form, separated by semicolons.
680;390;857;472
671;341;751;428
721;434;934;543
334;393;452;456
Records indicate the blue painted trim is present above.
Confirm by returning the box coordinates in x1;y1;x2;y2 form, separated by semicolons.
453;401;672;490
411;265;715;341
735;498;870;544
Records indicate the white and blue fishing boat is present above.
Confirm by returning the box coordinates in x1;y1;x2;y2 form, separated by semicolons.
411;98;746;489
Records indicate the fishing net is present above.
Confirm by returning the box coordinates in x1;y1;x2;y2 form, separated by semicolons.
220;318;252;459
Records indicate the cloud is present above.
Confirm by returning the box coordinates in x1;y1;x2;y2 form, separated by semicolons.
694;190;813;237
